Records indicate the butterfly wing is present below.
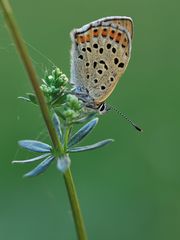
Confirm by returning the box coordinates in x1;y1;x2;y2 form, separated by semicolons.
70;16;133;106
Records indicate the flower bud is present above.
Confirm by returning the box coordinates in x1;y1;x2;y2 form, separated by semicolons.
54;68;61;78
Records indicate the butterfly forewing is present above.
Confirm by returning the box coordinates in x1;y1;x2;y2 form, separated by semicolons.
70;16;133;106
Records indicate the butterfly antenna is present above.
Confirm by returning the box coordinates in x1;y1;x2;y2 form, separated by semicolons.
108;104;143;132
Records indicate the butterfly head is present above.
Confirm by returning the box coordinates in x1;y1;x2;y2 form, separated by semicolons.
97;102;110;114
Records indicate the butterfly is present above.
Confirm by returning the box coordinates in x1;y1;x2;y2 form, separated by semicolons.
70;16;133;114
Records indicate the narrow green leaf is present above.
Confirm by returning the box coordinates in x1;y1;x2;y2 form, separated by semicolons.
26;93;37;104
18;93;37;104
68;118;99;147
68;139;114;152
24;155;54;177
18;140;52;153
18;96;31;102
52;113;63;141
12;153;50;164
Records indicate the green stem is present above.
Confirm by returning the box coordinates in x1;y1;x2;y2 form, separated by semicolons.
64;125;71;152
64;169;88;240
0;1;88;239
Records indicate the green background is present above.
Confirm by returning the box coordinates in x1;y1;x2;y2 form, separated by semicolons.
0;0;180;239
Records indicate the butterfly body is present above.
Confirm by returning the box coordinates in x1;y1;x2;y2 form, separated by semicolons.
70;16;133;112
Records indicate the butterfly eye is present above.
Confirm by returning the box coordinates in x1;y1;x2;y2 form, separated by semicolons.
99;103;105;111
98;103;108;115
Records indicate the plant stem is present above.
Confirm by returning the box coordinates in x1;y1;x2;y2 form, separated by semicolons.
64;125;71;152
0;1;88;239
64;168;88;240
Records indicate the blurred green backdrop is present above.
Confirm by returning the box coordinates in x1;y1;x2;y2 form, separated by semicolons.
1;0;180;239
